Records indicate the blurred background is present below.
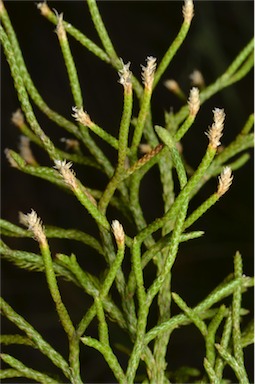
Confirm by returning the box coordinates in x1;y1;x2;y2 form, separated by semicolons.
1;1;254;382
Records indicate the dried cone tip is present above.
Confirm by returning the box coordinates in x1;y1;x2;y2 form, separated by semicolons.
56;13;66;40
112;220;125;246
72;106;92;127
19;209;46;244
182;0;194;23
118;60;132;90
206;108;225;149
141;56;157;89
188;87;200;116
217;167;233;197
54;160;77;189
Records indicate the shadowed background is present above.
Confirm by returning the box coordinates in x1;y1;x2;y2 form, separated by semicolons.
1;1;254;382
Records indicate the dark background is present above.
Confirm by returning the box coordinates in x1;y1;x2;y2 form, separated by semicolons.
1;1;254;382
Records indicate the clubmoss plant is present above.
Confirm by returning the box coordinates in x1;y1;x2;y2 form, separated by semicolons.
1;1;254;383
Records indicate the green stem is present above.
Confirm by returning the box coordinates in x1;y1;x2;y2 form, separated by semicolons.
145;275;253;345
98;80;133;214
141;231;204;269
125;303;149;384
137;143;217;244
155;126;187;188
215;344;249;384
0;2;81;137
0;26;59;161
146;200;188;306
175;38;254;125
203;358;218;384
0;369;23;380
38;242;75;337
205;305;226;367
76;237;125;336
172;292;208;336
95;296;110;346
121;237;148;383
241;113;254;135
1;219;104;254
232;252;247;375
174;113;197;142
69;178;110;230
153;7;193;88
81;337;127;383
56;16;83;108
0;354;60;384
87;0;119;65
84;120;120;150
56;253;127;330
1;334;35;347
37;1;144;99
224;38;254;77
190;133;253;198
0;298;71;379
38;2;109;62
183;192;219;230
37;239;82;382
214;313;232;382
130;86;153;159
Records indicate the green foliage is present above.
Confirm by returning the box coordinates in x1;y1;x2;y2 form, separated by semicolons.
1;1;253;383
